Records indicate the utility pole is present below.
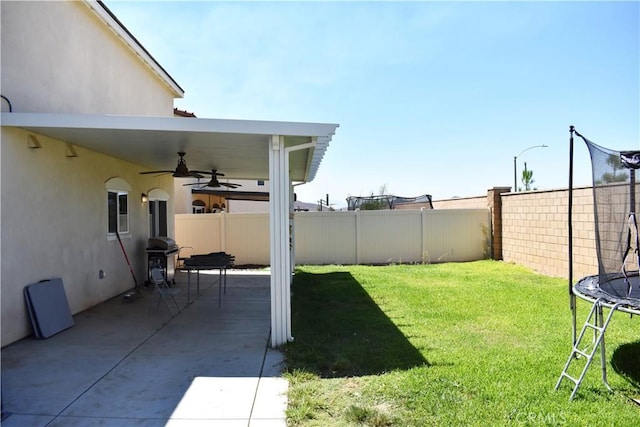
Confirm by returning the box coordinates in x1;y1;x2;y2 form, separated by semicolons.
317;194;330;211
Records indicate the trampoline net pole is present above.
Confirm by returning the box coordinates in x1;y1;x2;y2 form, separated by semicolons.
569;126;577;344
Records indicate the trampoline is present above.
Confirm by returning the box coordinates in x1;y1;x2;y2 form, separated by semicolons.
574;274;640;316
555;127;639;400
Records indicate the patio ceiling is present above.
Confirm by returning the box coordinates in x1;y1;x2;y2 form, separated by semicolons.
0;112;339;182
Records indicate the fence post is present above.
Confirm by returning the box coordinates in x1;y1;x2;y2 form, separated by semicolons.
355;209;361;264
421;207;427;264
486;187;510;260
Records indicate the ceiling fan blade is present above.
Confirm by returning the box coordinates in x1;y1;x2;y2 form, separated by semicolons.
173;171;205;179
221;182;242;188
191;170;225;177
140;170;173;175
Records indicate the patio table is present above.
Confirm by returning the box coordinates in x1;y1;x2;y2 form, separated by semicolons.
176;252;235;307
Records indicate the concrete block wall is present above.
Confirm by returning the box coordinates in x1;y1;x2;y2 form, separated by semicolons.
432;196;487;209
432;186;599;280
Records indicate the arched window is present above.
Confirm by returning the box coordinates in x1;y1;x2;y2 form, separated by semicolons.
105;177;131;238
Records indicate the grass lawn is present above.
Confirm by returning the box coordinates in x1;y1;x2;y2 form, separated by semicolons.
284;261;639;426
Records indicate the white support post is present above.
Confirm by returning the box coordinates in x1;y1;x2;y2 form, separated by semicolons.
268;137;318;348
269;135;292;348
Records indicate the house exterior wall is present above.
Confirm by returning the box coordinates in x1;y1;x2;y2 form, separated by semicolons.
1;1;175;116
174;179;195;215
1;127;175;345
1;1;178;346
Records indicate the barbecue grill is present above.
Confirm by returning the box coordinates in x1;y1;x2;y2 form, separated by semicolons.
145;237;179;284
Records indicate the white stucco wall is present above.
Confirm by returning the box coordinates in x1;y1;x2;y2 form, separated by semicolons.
173;179;195;215
0;1;182;345
0;1;177;115
1;127;175;345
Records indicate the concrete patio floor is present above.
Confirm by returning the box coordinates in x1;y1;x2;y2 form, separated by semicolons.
1;270;287;426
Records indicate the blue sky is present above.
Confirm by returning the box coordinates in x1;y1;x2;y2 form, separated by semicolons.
105;1;639;207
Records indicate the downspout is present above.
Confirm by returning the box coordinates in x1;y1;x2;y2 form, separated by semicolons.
283;141;317;343
291;181;307;271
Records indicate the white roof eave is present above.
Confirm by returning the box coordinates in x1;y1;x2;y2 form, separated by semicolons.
1;112;338;183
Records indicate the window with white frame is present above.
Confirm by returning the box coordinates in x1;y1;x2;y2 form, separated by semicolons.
105;177;131;237
107;190;129;234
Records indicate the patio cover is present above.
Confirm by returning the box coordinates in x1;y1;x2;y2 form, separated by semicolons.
1;112;339;347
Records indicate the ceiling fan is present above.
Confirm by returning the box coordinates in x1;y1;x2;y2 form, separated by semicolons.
184;170;242;189
139;152;203;178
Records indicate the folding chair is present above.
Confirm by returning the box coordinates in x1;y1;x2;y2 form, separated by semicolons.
150;268;181;316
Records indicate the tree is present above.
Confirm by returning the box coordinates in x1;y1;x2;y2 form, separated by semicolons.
598;154;628;184
521;162;535;191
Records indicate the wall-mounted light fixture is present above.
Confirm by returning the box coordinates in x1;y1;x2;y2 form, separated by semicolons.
141;193;148;204
65;143;78;157
27;134;42;149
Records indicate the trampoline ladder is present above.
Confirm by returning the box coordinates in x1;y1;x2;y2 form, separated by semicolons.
555;298;620;400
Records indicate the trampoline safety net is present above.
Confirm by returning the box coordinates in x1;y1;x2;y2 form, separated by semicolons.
580;134;640;298
556;129;639;401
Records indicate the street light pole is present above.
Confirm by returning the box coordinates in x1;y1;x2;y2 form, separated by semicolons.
513;144;548;192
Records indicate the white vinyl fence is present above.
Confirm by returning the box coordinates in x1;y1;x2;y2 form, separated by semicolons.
175;208;490;266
